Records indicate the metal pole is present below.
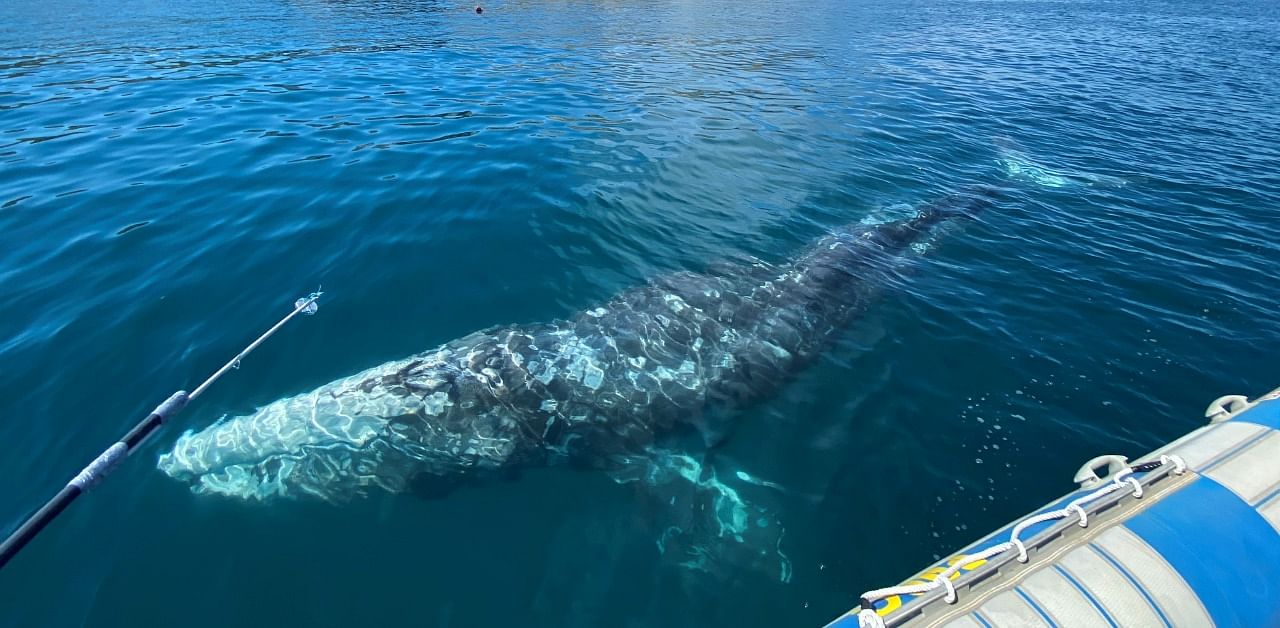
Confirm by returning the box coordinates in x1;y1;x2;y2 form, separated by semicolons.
189;293;320;400
0;292;321;570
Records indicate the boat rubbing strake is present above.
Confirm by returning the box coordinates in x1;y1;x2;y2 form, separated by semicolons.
830;387;1280;628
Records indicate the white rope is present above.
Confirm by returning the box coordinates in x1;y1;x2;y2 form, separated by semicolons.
1068;504;1088;527
854;454;1187;628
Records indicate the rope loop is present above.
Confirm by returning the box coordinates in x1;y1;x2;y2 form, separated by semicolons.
1160;454;1187;475
1013;538;1029;563
1068;503;1088;527
939;574;958;604
849;453;1184;619
1109;468;1142;498
857;608;886;628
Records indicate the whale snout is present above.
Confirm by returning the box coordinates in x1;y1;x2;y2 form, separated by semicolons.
155;430;203;481
156;390;398;501
156;355;485;502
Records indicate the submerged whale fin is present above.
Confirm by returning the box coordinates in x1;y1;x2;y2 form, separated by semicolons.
610;450;793;584
686;405;737;450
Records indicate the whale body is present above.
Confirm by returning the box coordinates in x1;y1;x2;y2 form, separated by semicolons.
158;191;993;507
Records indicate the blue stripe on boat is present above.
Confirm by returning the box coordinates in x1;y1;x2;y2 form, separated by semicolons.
1124;476;1280;627
1013;587;1058;627
1088;543;1172;628
1257;484;1280;509
1199;427;1273;474
1234;397;1280;430
1050;564;1118;628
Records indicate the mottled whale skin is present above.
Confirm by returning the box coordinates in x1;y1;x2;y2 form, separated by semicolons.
158;191;993;504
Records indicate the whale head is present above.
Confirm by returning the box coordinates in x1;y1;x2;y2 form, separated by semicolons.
157;345;533;502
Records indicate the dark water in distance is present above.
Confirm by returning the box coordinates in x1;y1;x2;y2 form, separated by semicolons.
1;0;1278;625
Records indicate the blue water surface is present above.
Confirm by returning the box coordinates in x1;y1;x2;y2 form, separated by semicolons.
1;0;1278;625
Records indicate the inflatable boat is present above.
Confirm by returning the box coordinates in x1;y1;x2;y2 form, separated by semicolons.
829;387;1280;627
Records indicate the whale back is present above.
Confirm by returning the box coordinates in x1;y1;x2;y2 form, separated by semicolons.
458;190;994;468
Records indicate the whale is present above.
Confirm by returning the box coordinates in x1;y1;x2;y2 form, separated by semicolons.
157;188;995;578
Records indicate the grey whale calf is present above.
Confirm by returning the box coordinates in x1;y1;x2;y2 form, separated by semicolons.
158;189;994;576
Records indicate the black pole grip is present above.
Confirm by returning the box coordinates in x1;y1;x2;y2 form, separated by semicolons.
0;485;81;569
0;391;189;570
124;391;189;450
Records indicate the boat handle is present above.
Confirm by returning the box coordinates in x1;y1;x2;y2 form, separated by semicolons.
1205;394;1249;423
1074;454;1129;489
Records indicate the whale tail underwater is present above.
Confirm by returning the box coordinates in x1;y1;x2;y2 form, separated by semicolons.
995;139;1127;189
157;185;1000;581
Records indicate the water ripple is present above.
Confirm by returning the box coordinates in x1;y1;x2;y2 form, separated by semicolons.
0;0;1278;625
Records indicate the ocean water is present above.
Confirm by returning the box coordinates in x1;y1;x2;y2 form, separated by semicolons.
1;0;1278;625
